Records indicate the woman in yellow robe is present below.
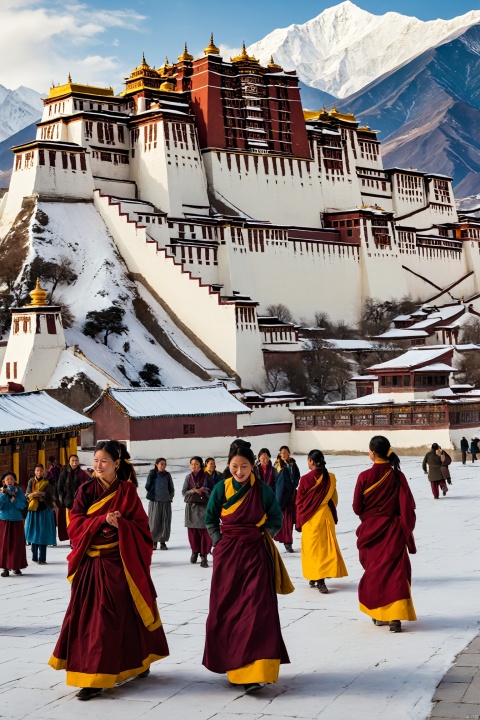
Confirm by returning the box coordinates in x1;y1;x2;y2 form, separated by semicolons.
296;449;348;594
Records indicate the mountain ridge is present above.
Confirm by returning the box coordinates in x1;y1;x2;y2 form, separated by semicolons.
248;1;480;98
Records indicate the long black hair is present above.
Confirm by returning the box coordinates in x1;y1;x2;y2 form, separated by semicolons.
94;440;138;486
369;435;400;484
308;449;330;483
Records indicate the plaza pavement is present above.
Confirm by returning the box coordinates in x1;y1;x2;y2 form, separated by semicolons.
1;453;479;720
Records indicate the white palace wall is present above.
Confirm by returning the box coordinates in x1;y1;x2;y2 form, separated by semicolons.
203;151;323;227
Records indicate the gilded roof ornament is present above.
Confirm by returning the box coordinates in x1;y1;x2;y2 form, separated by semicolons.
159;80;175;92
178;42;194;62
204;33;220;55
231;42;258;63
28;279;48;307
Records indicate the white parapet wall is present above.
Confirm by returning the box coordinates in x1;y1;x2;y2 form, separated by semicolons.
290;426;455;455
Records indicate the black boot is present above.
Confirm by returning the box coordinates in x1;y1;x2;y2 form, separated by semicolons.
200;554;209;568
244;683;262;693
190;552;198;564
309;580;317;588
76;688;103;701
389;620;402;633
317;579;329;594
1;569;9;577
284;543;294;553
160;542;168;550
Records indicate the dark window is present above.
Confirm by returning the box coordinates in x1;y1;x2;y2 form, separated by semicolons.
13;362;17;379
49;151;56;167
404;375;410;386
38;149;45;166
61;152;68;169
5;362;10;380
80;154;87;171
70;154;76;170
183;424;195;435
46;315;56;334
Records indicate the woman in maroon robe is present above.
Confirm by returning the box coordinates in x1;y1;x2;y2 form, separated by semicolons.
353;435;417;633
49;440;169;700
257;448;278;490
203;442;293;693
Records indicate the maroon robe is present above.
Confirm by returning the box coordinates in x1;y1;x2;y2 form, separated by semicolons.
50;477;169;687
353;462;416;610
203;477;289;674
0;520;27;570
296;470;331;530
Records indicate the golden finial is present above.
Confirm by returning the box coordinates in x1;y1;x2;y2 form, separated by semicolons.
67;72;72;83
231;42;257;63
160;80;175;92
204;33;220;55
178;42;194;62
28;279;48;307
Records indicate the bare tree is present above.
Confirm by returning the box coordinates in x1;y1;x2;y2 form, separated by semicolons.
265;303;293;323
461;318;480;345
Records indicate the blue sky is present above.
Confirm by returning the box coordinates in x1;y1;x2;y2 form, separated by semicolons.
0;0;478;93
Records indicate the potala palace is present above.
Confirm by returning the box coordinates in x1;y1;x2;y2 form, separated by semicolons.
1;38;480;459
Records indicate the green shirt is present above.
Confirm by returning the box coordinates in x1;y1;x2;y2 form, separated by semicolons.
205;477;284;545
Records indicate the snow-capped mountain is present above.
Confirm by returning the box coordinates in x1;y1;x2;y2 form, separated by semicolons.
0;85;43;143
336;24;480;196
248;1;480;98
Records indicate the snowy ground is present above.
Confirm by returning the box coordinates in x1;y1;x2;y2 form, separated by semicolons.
1;454;480;720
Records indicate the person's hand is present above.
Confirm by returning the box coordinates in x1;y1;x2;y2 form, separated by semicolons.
106;511;121;528
195;488;203;494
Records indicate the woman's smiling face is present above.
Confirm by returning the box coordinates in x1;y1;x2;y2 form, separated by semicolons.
229;455;253;484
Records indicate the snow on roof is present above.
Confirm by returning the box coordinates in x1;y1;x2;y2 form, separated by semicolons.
86;385;251;418
375;328;429;339
350;375;378;381
412;363;456;373
335;393;394;406
325;339;376;351
409;306;464;330
0;391;92;437
392;314;414;321
369;347;451;371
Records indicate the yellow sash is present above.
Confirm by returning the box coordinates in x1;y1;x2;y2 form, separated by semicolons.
28;479;49;511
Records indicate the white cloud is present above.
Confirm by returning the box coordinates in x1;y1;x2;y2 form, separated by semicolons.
0;1;146;92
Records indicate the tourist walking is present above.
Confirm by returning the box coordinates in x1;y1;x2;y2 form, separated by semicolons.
257;448;278;489
274;446;300;553
470;437;479;462
203;441;292;693
0;472;27;577
460;437;469;465
49;440;169;700
182;457;213;568
57;455;90;541
25;464;56;564
439;447;452;487
204;457;223;486
146;458;175;550
296;449;348;594
422;443;448;499
353;436;416;633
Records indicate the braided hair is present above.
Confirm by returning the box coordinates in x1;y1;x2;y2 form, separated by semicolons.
307;449;330;483
369;435;400;485
94;440;138;486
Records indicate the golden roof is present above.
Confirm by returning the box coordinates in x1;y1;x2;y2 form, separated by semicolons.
231;42;258;63
158;57;171;76
48;80;114;99
178;42;194;62
160;80;175;92
268;55;282;70
303;109;330;121
204;33;220;55
28;279;48;307
329;107;356;122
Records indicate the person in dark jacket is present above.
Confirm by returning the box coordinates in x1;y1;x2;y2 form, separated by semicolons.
57;455;90;541
274;446;300;553
460;437;469;465
146;458;175;550
422;443;448;499
470;438;479;463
